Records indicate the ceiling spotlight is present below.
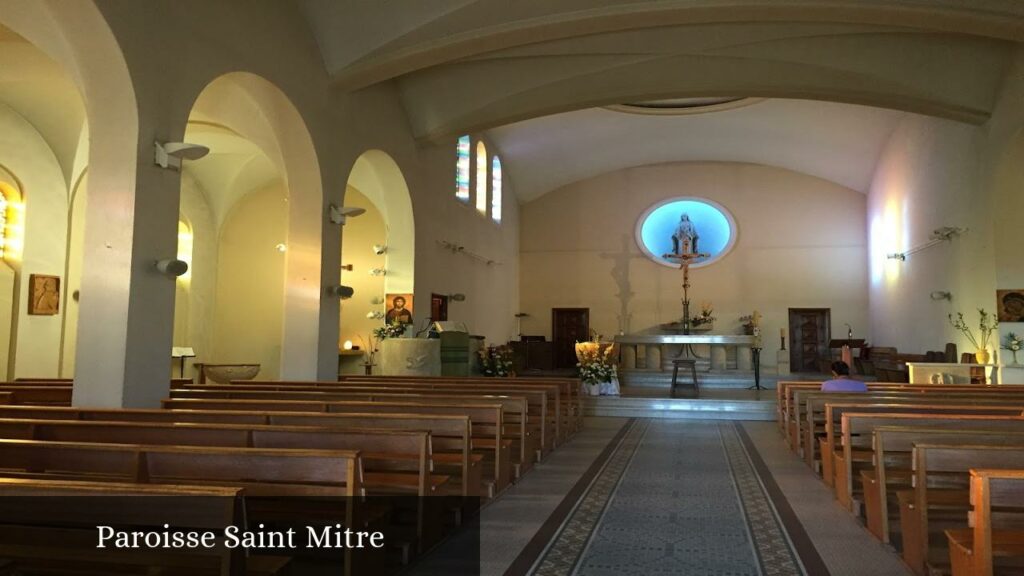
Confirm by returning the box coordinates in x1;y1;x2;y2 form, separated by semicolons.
887;253;906;261
154;141;210;170
329;204;366;225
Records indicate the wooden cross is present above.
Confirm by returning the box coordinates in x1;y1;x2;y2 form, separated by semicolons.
663;238;709;334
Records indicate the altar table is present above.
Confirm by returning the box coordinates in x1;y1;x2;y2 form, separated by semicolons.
614;334;756;372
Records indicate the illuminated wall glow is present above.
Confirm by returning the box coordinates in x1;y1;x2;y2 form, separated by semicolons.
0;182;25;263
455;135;470;202
475;141;488;214
177;220;193;282
491;156;502;223
869;196;905;286
636;197;736;268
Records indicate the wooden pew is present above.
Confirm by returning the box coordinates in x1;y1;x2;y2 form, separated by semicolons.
340;375;583;438
0;419;438;496
0;386;71;405
833;410;1024;510
0;441;363;575
0;478;289;576
946;469;1024;576
792;388;1024;460
901;444;1024;575
816;399;1024;481
159;398;515;492
0;419;447;552
209;380;562;452
0;392;10;406
174;386;545;463
0;405;483;498
782;383;1024;445
866;425;1024;544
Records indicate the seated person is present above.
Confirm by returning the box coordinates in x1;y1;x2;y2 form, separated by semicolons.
820;361;867;392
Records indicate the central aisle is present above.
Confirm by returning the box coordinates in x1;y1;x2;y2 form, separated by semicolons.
531;420;814;575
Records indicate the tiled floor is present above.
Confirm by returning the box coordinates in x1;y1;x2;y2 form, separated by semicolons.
414;417;913;576
741;421;912;576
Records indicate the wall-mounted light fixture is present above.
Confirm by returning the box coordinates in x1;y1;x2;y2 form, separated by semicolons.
369;268;387;276
154;141;209;170
448;293;466;302
888;226;967;262
930;291;953;301
155;258;189;278
325;285;355;299
366;311;384;320
275;243;287;253
329;204;366;225
373;244;387;255
341;264;353;271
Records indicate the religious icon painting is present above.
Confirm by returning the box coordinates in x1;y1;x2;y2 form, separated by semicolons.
28;274;60;316
997;289;1024;322
385;293;414;325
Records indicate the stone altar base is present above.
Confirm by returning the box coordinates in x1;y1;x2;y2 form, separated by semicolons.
619;368;779;390
584;388;776;420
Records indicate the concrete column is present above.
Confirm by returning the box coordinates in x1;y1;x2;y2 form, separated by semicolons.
737;345;752;370
73;133;181;408
648;345;662;371
621;344;637;370
710;345;727;371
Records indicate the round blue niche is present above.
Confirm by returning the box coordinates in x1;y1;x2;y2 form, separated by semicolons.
635;197;737;268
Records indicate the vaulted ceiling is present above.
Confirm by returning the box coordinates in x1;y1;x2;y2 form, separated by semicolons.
299;0;1024;202
299;0;1024;142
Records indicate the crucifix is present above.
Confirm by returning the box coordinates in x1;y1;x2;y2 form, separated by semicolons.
663;238;709;335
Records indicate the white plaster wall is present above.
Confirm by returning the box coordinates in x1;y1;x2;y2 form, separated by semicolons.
867;47;1024;362
339;187;387;348
173;171;218;374
519;162;869;365
0;101;70;378
413;137;520;344
210;182;287;379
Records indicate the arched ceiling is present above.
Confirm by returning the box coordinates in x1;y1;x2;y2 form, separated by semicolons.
299;0;1023;141
0;22;86;183
182;122;280;229
488;98;905;202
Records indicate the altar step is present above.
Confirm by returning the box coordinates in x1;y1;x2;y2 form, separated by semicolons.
619;369;779;389
584;392;775;421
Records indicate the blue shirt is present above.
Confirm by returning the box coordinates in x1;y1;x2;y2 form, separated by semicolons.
820;378;868;392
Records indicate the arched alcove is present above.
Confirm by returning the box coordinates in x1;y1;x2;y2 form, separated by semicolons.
176;72;322;380
342;150;415;346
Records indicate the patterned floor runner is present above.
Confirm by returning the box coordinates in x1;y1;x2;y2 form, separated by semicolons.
528;420;819;576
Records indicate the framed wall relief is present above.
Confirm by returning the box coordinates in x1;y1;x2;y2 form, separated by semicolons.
29;274;60;316
997;289;1024;322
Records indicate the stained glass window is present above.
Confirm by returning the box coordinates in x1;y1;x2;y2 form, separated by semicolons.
455;135;470;202
475;141;487;214
491;156;502;223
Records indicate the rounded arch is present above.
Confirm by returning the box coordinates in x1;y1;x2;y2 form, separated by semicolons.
345;149;415;296
182;71;325;380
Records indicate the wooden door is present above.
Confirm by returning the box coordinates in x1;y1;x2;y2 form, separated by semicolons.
789;308;831;373
430;293;449;322
552;308;589;370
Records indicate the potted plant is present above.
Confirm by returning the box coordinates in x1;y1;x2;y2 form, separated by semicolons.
691;301;716;332
948;309;999;364
575;341;618;396
478;344;514;377
1002;332;1023;366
